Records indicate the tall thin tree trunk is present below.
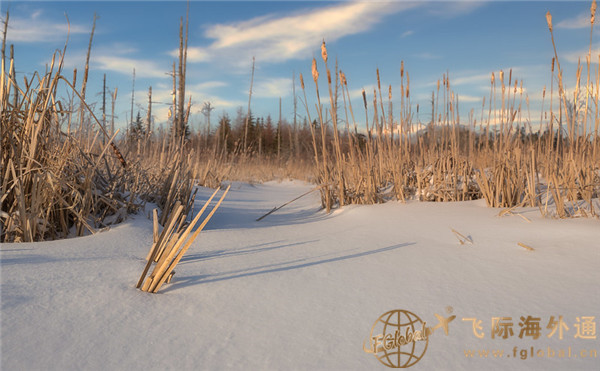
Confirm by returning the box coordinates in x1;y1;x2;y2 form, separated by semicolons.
293;72;299;159
130;68;135;139
278;97;282;161
111;87;117;138
244;57;255;153
147;86;152;137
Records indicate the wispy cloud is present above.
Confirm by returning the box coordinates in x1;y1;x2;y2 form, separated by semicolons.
455;94;483;103
188;81;229;91
401;30;414;38
59;43;166;79
183;1;422;67
556;12;591;29
348;85;377;101
3;9;88;43
451;72;494;86
564;45;600;64
253;77;292;98
93;55;166;78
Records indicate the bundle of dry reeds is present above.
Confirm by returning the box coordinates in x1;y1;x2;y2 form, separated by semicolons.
137;184;230;293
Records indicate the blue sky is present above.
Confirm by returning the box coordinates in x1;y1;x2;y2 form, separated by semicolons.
2;1;599;133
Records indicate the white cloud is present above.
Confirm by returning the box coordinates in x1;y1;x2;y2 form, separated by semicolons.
188;81;228;91
348;85;377;102
59;43;166;79
253;77;292;98
401;30;414;38
556;12;591;29
171;47;210;63
185;1;422;67
94;55;167;78
3;9;88;43
451;73;493;87
564;45;600;64
455;94;483;103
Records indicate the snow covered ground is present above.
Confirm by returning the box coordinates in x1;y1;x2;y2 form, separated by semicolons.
1;180;599;370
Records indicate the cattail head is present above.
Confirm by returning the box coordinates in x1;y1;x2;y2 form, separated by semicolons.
543;86;546;98
299;73;305;90
388;85;392;100
339;70;347;86
321;40;328;63
437;79;440;91
491;72;495;85
362;88;367;108
400;61;404;78
551;57;555;72
546;11;553;32
327;69;332;84
592;0;597;25
311;58;319;83
377;68;381;90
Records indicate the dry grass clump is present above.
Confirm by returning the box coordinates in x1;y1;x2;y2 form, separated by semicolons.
303;5;599;218
0;43;144;242
0;14;202;242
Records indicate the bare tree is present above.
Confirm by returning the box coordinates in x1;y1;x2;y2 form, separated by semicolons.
201;101;215;146
244;57;255;152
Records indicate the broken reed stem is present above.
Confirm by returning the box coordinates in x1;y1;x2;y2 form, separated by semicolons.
138;185;230;293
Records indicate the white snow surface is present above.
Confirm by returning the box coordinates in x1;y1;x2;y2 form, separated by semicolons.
1;180;599;370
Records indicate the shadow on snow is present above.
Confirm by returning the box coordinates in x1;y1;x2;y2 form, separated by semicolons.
162;242;415;293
